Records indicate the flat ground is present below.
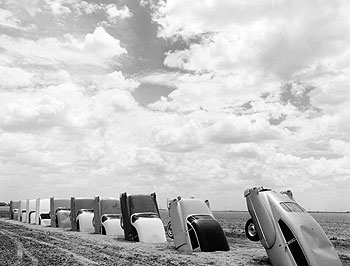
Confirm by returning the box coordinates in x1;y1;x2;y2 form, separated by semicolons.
0;218;349;266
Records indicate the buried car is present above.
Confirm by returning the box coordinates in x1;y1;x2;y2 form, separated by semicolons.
70;197;95;233
94;197;123;237
26;199;37;224
36;198;51;226
12;209;19;221
9;200;20;220
55;207;71;228
244;187;342;266
167;197;229;252
50;197;71;229
120;192;166;243
76;209;94;233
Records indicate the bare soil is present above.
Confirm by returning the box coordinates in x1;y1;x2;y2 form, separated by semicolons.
0;218;349;266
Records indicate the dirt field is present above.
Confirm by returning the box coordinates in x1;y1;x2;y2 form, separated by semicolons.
0;217;349;266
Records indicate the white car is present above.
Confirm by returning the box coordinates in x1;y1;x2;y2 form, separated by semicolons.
244;187;342;266
101;214;124;237
76;209;94;233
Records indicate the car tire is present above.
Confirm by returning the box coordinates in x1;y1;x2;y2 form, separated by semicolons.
245;218;259;241
120;216;124;229
166;221;174;239
77;220;80;232
102;225;106;235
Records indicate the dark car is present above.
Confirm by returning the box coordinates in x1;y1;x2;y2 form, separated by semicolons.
120;192;166;243
168;197;229;252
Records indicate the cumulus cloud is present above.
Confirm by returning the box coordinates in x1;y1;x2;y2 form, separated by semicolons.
329;139;350;156
2;0;350;211
0;95;66;131
43;0;72;16
148;71;279;113
106;4;132;21
43;0;132;21
89;71;139;92
0;132;36;156
207;116;286;143
152;120;204;152
0;66;35;89
0;27;126;69
227;142;276;159
0;8;21;29
153;0;350;81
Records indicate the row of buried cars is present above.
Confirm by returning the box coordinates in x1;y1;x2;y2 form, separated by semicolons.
9;188;342;266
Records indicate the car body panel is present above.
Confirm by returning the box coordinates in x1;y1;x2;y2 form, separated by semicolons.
101;214;124;237
29;211;36;224
76;209;94;233
21;210;27;222
18;200;27;222
168;197;229;252
244;187;342;266
131;214;167;243
245;188;276;249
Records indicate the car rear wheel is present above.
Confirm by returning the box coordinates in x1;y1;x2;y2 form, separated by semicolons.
120;216;124;229
166;221;174;239
101;225;106;235
245;218;259;241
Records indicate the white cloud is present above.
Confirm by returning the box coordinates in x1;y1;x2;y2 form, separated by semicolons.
43;0;132;22
0;66;35;89
207;116;286;143
90;71;139;92
0;8;21;29
0;132;36;156
106;4;132;21
152;120;204;152
80;27;127;64
148;72;279;113
1;0;350;212
329;139;350;156
0;95;66;131
227;142;276;159
154;0;350;82
0;27;126;69
76;1;99;14
95;89;139;113
43;0;72;16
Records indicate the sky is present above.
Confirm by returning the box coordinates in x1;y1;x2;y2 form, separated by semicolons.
1;0;350;211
